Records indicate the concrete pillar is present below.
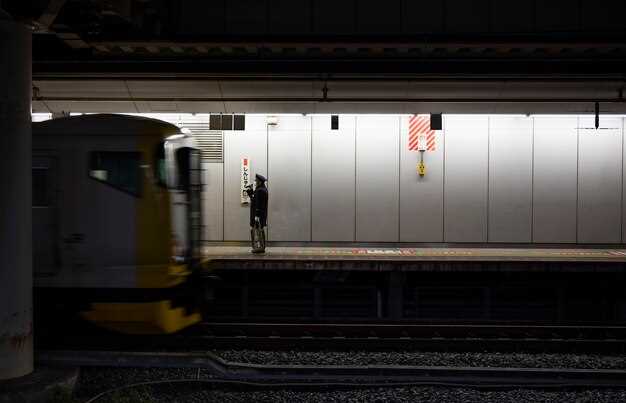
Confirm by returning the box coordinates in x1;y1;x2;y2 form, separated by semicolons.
387;272;404;320
0;11;33;380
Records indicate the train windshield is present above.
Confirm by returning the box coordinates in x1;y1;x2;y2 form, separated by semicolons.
89;151;142;196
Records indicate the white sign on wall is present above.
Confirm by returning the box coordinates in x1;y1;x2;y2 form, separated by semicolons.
417;134;427;151
241;157;251;205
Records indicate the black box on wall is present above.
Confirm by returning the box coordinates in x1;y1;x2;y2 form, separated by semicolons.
430;113;442;130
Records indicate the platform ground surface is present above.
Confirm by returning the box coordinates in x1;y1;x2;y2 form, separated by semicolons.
201;245;626;262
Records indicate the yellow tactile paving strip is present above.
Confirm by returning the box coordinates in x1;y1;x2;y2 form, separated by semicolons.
201;246;626;262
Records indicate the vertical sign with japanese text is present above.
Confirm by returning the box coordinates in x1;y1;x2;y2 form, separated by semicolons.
241;157;251;204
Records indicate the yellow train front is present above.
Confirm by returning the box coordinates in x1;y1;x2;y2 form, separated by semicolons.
33;114;203;334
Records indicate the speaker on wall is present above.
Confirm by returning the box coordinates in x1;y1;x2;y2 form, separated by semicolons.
430;113;442;130
221;114;233;130
209;114;221;130
233;114;245;130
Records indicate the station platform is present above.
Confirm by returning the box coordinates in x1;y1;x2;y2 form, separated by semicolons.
203;244;626;262
200;244;626;272
201;244;626;322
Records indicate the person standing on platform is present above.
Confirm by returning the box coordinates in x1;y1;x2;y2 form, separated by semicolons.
245;174;268;253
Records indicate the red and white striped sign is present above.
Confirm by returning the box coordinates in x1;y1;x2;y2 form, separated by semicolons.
408;115;436;151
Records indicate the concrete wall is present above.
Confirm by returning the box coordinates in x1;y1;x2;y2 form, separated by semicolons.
578;116;623;243
208;114;626;244
311;115;356;241
267;115;312;241
444;116;489;242
356;115;399;241
223;115;268;240
488;116;533;242
399;115;444;242
532;116;578;243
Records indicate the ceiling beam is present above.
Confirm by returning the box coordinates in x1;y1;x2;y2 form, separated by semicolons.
34;0;66;31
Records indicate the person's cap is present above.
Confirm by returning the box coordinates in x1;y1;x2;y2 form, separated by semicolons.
255;173;267;182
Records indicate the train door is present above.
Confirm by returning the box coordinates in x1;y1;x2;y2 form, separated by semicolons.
164;137;203;263
175;147;203;262
185;148;203;261
32;155;60;275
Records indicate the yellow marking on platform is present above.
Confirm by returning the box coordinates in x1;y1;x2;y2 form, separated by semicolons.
201;246;626;262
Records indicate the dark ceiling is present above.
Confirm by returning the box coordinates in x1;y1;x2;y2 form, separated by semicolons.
5;0;626;79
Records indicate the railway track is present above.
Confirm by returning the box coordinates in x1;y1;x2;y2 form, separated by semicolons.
38;321;626;353
182;322;626;353
37;350;626;389
37;325;626;400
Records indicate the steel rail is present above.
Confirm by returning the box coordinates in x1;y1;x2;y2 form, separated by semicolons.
197;322;626;338
37;350;626;389
36;321;626;353
86;40;626;49
185;322;626;353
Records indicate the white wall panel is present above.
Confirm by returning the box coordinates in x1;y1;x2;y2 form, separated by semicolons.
399;116;444;241
623;118;626;242
578;116;622;243
356;115;400;241
267;115;312;241
311;115;356;241
444;115;489;242
223;115;268;240
202;163;224;241
488;116;533;242
138;112;626;245
532;116;578;243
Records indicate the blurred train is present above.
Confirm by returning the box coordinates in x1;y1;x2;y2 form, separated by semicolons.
32;114;203;334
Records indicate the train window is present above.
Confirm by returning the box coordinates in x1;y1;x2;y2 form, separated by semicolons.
32;168;49;207
89;151;142;196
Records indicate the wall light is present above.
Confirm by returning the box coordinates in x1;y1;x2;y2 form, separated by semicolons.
266;116;279;126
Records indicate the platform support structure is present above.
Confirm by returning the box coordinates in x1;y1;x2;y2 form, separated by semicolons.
387;272;404;320
0;11;33;380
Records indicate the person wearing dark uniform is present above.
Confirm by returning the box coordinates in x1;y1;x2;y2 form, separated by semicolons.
245;173;268;253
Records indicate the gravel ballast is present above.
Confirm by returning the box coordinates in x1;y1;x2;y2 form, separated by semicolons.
75;367;201;399
156;387;626;403
213;349;626;369
75;380;626;403
72;351;626;402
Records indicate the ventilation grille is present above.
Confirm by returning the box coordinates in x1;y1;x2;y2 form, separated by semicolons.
183;121;223;162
